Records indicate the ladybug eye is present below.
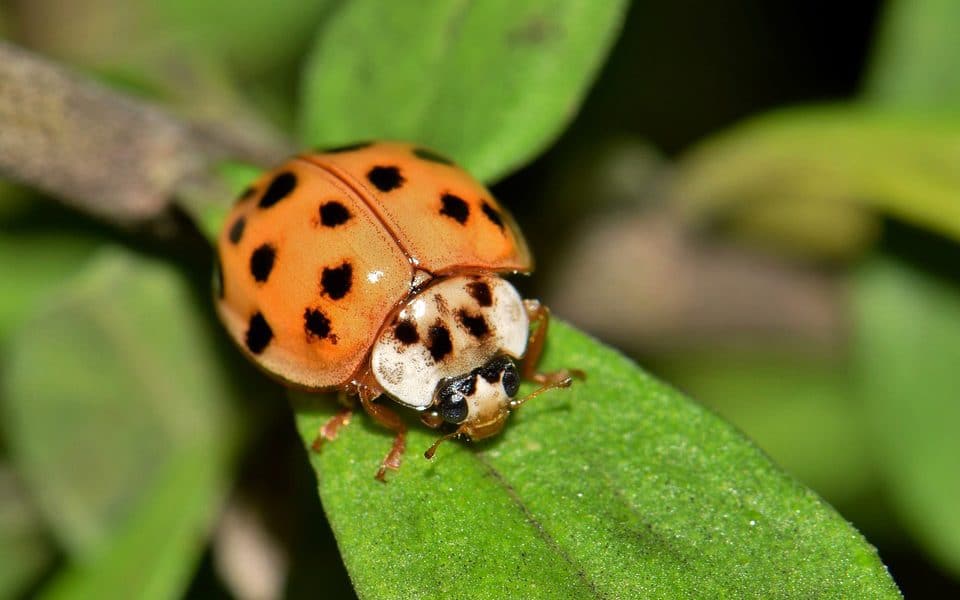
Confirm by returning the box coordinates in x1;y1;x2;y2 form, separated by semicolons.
501;364;520;397
439;386;468;424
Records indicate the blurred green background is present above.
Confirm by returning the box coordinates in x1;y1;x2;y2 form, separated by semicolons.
1;0;958;598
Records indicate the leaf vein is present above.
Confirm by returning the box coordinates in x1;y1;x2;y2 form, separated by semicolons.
475;452;606;599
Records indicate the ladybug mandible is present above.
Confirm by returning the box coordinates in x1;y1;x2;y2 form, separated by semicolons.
215;141;580;480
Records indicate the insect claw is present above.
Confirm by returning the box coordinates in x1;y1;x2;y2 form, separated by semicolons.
311;407;353;452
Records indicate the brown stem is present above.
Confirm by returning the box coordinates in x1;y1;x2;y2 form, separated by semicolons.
0;41;291;225
547;212;847;355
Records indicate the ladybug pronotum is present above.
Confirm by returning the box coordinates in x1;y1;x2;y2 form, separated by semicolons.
215;141;580;480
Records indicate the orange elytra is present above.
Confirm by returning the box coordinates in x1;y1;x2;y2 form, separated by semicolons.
215;141;580;480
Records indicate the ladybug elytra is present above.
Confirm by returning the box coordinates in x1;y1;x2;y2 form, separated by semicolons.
215;141;579;480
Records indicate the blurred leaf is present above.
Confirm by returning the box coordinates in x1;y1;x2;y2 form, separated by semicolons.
301;0;628;183
651;352;876;512
0;230;99;341
153;0;337;77
40;443;235;600
673;106;960;252
293;321;898;598
673;0;960;258
2;248;243;597
0;466;53;598
16;0;335;78
12;0;321;143
709;195;881;262
854;258;960;576
867;0;960;110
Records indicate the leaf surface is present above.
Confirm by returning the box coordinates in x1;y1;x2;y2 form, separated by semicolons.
854;259;960;575
293;321;899;599
2;249;244;599
652;351;878;514
866;0;960;110
0;231;99;341
301;0;628;182
0;465;53;598
673;107;960;249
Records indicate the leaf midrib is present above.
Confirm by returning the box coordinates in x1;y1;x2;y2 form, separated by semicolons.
473;451;604;598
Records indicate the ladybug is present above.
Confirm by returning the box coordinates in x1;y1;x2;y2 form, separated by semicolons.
215;141;580;480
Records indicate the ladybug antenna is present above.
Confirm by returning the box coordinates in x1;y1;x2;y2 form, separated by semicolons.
509;371;580;410
424;430;460;460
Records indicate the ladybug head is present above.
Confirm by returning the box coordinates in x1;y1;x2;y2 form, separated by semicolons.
424;355;521;458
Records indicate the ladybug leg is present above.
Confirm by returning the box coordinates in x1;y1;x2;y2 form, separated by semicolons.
310;392;355;451
358;386;407;482
520;299;586;386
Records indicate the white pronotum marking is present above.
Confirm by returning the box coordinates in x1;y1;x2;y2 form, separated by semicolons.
370;275;528;409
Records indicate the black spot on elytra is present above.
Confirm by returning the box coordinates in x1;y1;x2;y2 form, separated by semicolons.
250;244;275;283
235;186;256;205
467;281;493;307
245;312;273;354
456;309;490;339
304;308;332;340
481;201;504;230
394;320;419;345
413;147;454;165
320;262;353;300
322;141;372;153
440;194;469;224
258;172;297;208
228;216;246;244
367;166;404;192
426;324;453;362
319;201;352;227
213;254;224;299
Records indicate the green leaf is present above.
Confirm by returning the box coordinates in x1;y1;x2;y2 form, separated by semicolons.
153;0;337;77
2;248;243;598
0;184;102;342
40;445;235;600
651;351;878;515
0;230;100;341
672;106;960;251
866;0;960;110
672;0;960;258
300;0;628;182
15;0;332;142
854;258;960;576
17;0;335;78
293;321;899;598
0;466;54;598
